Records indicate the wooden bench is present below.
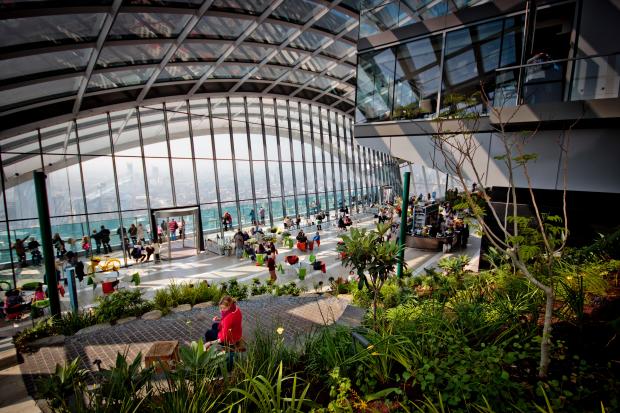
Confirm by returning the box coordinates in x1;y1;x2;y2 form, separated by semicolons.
145;340;179;372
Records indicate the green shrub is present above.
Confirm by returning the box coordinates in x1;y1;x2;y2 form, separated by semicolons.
153;288;174;315
54;311;98;336
220;280;248;301
94;289;152;322
379;282;400;309
275;282;301;297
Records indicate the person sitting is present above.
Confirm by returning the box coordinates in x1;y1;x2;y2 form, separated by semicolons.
296;230;307;243
145;243;155;262
242;231;250;242
131;243;145;262
251;226;263;236
28;237;41;266
33;283;46;302
257;243;267;257
244;245;256;262
338;216;346;231
204;295;243;370
268;242;278;255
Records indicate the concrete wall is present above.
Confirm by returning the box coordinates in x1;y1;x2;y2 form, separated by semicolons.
355;127;620;193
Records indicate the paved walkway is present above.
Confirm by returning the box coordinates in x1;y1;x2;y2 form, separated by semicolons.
18;294;356;396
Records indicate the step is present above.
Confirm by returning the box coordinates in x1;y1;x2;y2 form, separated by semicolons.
0;338;17;371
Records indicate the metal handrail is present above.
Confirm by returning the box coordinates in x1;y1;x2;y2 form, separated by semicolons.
495;51;620;73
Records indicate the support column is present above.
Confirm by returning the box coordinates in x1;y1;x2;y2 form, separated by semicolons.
34;171;60;317
397;171;411;278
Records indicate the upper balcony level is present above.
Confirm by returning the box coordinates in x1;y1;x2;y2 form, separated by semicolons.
355;0;620;133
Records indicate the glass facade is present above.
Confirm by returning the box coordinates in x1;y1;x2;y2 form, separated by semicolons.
356;14;526;123
0;97;398;286
360;0;490;38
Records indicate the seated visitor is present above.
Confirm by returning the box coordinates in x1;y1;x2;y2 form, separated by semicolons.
242;231;250;242
204;296;243;355
296;230;307;243
244;245;256;262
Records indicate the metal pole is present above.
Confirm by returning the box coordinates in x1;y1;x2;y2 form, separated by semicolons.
396;171;411;278
34;171;61;317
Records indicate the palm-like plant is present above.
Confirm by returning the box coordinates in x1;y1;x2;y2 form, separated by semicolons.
338;224;405;327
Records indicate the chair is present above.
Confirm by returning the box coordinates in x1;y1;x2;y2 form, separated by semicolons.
297;242;306;252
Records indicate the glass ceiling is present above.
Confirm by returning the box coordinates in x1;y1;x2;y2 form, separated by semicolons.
0;0;360;136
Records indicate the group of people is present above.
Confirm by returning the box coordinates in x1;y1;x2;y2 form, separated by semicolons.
10;236;41;267
158;219;183;243
1;282;52;320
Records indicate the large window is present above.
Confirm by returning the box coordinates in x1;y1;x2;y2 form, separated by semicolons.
356;14;526;122
0;96;396;287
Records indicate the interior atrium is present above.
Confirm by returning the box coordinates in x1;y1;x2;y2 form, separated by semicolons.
0;0;619;411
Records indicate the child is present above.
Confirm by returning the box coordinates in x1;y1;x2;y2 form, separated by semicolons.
82;236;91;256
313;231;321;248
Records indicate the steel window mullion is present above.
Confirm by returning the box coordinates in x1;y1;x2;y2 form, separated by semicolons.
56;123;89;259
341;115;352;209
258;97;274;228
317;107;330;220
102;116;127;266
206;98;224;238
285;100;299;218
297;101;310;218
135;108;153;228
308;104;320;214
348;119;358;209
162;102;177;207
186;100;201;206
327;110;338;214
334;113;345;210
273;98;287;218
243;97;258;220
0;151;16;286
436;31;447;116
343;116;357;209
226;97;242;229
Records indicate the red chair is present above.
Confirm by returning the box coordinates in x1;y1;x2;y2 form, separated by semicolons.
321;263;327;273
297;242;306;252
285;255;299;265
102;281;117;295
307;241;314;251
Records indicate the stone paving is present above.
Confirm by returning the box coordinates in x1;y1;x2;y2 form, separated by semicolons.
19;294;355;395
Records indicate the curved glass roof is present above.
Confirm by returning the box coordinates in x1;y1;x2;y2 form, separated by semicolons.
0;0;360;136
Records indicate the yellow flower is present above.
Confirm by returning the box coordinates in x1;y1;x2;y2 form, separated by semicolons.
371;352;380;356
367;344;374;350
276;327;284;335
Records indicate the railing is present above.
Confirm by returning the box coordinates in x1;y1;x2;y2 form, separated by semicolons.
493;52;620;107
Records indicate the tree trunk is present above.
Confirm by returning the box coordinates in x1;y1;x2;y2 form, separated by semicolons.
373;289;378;328
539;288;554;378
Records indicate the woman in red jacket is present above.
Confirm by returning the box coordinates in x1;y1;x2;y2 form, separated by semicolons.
204;295;243;349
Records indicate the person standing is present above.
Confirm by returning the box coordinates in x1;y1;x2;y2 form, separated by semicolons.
52;233;66;258
137;223;145;243
267;252;277;282
12;237;28;266
295;215;301;230
259;206;265;225
129;224;138;244
99;226;111;254
92;229;102;254
116;226;127;251
169;219;178;241
249;209;256;226
81;236;90;257
233;229;245;259
160;220;168;242
313;231;321;249
179;219;185;240
28;237;42;266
